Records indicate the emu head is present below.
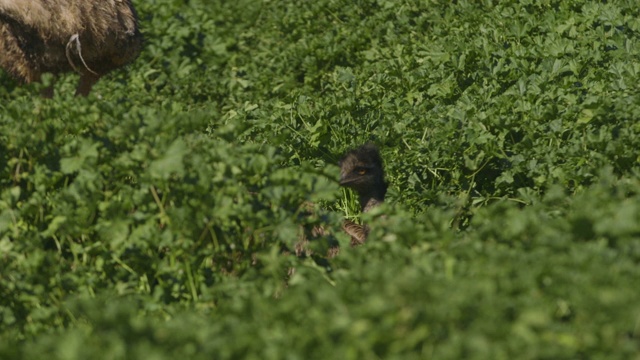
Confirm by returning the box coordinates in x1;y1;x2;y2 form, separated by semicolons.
339;144;387;203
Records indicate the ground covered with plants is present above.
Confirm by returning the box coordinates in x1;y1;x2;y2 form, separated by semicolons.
1;0;640;358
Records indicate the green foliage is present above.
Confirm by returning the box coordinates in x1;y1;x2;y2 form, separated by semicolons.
1;0;640;358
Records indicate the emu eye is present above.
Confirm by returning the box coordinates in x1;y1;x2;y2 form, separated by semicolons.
357;169;367;175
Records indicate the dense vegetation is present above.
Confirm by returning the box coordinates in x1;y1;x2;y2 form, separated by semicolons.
1;0;640;358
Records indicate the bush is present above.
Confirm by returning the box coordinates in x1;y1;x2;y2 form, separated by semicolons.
1;0;640;358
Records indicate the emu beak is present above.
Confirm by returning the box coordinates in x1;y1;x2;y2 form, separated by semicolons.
339;175;357;186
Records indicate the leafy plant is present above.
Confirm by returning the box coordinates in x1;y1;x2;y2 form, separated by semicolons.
1;0;640;358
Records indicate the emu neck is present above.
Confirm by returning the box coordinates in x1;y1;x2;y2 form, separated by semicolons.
360;192;384;213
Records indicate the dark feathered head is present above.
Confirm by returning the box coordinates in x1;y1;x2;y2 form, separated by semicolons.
339;144;387;198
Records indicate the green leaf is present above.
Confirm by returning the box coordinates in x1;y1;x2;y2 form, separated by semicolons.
148;138;188;179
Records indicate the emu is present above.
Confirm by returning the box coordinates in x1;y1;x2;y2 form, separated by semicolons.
339;144;387;246
0;0;143;96
292;144;387;260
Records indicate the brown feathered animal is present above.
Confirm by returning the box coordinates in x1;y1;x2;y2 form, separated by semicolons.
0;0;142;96
290;144;386;259
292;201;340;259
339;144;387;246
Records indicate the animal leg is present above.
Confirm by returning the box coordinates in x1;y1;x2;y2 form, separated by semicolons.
40;84;54;98
37;74;60;98
75;74;100;97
